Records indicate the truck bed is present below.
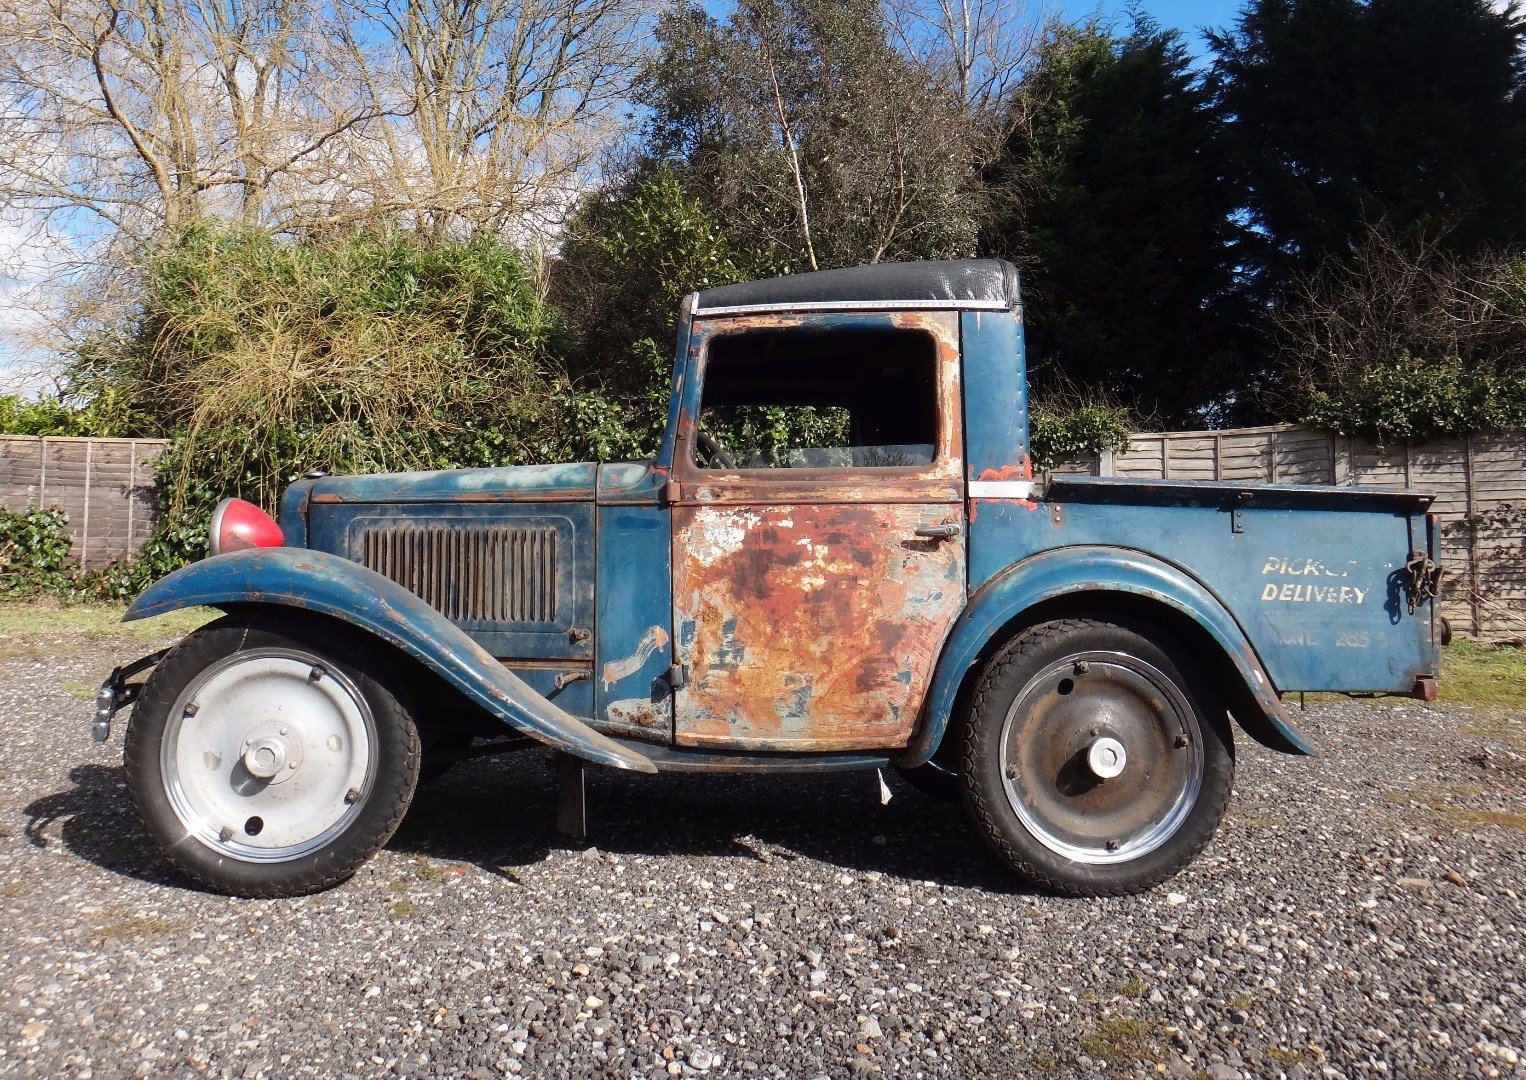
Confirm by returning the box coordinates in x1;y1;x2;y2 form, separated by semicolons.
967;475;1440;694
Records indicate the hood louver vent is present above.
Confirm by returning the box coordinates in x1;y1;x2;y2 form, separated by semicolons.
360;524;558;624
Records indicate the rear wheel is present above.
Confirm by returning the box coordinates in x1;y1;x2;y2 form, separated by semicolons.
125;613;420;897
960;618;1234;897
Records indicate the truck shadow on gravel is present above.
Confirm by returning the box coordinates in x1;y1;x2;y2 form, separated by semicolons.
22;754;1029;896
21;763;187;887
392;752;1029;894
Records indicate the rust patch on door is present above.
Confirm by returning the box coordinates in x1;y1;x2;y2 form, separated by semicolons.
672;502;965;751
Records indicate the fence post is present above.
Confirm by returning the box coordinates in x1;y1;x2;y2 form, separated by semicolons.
1464;434;1481;636
127;441;137;551
81;440;93;571
1332;434;1351;486
38;436;47;506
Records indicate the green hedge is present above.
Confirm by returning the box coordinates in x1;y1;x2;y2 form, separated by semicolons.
1029;404;1132;468
1300;355;1526;443
0;507;76;597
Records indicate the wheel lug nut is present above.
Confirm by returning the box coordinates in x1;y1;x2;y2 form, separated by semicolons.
1106;839;1119;852
279;727;288;737
219;826;233;842
184;703;199;717
1074;661;1089;674
344;787;361;804
1005;767;1018;780
1174;735;1189;749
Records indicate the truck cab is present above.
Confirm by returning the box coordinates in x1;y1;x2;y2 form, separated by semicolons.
98;259;1442;899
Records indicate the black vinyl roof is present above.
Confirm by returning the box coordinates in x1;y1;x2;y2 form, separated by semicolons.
692;258;1020;314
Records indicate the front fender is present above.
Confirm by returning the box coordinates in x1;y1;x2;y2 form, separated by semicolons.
126;548;656;774
901;545;1314;767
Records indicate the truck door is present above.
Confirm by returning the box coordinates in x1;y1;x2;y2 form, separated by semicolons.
668;312;968;752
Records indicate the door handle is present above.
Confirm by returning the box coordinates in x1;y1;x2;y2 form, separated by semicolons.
913;523;961;540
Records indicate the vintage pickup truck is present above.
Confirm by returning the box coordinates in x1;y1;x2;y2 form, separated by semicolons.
93;259;1442;899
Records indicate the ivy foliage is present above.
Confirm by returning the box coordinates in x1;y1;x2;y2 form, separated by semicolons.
1029;403;1132;469
1280;232;1526;442
1300;357;1526;443
0;394;135;437
0;507;76;597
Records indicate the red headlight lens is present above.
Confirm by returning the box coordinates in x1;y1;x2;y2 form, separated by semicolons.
209;498;285;556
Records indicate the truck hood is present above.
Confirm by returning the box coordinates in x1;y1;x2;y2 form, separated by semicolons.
306;461;601;505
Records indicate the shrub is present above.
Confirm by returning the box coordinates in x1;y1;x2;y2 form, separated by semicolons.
1301;355;1526;442
65;224;653;585
0;393;135;438
0;507;76;597
1030;403;1132;468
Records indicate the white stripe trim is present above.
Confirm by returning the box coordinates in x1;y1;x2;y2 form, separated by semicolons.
968;480;1037;500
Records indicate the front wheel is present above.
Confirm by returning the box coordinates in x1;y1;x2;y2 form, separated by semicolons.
125;613;421;897
960;618;1234;897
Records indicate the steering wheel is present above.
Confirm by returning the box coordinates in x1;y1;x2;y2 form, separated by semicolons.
696;429;737;470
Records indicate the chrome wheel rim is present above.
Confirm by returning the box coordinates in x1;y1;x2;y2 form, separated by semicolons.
998;650;1203;865
160;650;377;863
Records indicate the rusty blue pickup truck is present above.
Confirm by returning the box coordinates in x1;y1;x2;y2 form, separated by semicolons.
93;259;1442;899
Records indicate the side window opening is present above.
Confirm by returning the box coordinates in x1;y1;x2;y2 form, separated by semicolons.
695;327;939;470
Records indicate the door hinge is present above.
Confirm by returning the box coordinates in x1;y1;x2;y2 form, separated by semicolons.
668;662;690;690
661;480;683;506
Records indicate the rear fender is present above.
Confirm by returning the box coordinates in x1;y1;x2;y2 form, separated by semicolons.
126;548;656;774
901;545;1314;767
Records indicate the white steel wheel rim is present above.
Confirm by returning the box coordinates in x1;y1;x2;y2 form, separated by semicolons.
161;650;378;863
997;650;1204;866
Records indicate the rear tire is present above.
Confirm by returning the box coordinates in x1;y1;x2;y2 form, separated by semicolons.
960;617;1234;897
125;613;421;898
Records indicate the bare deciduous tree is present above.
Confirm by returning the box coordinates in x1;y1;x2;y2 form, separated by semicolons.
0;0;373;239
1275;227;1526;418
351;0;649;235
883;0;1047;137
0;0;653;372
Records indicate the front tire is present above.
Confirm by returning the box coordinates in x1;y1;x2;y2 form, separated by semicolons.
125;613;421;897
960;618;1234;897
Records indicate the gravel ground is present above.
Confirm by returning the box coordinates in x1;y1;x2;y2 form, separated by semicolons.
0;627;1523;1079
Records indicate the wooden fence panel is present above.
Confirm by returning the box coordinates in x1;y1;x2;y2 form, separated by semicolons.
0;435;168;569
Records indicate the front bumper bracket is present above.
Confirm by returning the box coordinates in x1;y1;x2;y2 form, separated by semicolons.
91;650;169;743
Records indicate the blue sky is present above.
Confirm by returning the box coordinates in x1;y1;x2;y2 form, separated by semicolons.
1057;0;1245;59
